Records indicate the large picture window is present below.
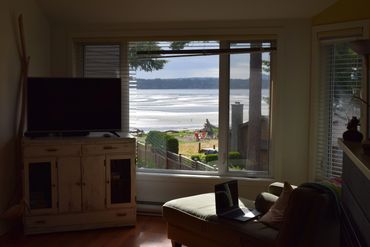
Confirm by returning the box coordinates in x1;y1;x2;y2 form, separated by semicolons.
316;42;362;179
79;39;275;177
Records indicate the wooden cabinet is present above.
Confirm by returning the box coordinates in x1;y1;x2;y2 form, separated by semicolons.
339;140;370;247
82;155;106;211
58;157;82;213
23;136;136;234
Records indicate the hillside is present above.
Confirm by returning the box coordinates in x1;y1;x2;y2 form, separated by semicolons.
136;77;270;89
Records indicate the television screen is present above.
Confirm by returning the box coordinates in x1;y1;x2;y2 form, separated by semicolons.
27;77;121;134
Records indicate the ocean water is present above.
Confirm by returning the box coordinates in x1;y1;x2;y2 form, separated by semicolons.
130;89;269;132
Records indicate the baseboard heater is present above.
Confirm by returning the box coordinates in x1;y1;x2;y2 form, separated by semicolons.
137;201;164;216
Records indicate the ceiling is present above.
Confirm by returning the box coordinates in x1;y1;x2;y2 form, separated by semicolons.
36;0;337;25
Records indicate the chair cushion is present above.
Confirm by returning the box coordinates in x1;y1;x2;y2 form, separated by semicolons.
163;193;220;221
255;192;279;214
163;193;278;247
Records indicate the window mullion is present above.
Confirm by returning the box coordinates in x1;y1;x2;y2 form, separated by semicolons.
121;41;130;133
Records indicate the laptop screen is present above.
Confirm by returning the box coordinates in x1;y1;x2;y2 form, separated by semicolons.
215;180;239;215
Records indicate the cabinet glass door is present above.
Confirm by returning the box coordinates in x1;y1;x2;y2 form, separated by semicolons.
106;155;133;206
25;159;57;214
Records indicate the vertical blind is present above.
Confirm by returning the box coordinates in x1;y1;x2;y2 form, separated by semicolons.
316;42;362;180
82;44;130;132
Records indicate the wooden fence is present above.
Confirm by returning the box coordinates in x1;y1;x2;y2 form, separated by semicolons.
136;142;216;171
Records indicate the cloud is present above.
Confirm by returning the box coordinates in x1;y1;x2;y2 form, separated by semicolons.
136;55;219;79
188;68;219;77
230;54;250;79
136;51;269;80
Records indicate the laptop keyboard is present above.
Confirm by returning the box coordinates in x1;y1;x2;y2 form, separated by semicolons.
225;208;244;218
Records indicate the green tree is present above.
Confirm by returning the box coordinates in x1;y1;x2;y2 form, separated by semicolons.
169;41;189;50
129;41;209;72
129;41;168;72
262;60;270;73
331;43;362;122
332;43;361;97
247;41;263;170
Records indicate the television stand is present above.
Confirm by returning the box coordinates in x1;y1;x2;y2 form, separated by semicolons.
24;131;90;138
22;136;136;234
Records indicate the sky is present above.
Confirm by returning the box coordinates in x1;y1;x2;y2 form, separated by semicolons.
136;54;268;79
135;41;270;80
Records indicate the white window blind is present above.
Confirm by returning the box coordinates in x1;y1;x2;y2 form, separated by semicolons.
83;45;121;78
82;44;130;132
316;42;362;180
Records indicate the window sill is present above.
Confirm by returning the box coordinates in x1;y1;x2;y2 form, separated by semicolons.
136;170;274;183
136;171;274;207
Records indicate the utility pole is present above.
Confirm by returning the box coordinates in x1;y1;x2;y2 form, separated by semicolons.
247;42;262;170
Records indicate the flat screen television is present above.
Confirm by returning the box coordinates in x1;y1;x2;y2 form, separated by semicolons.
26;77;121;136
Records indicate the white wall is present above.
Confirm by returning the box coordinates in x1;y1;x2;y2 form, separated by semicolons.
276;21;312;184
0;0;50;235
49;19;312;204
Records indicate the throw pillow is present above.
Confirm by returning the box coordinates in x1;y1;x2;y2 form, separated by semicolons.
259;181;293;229
254;192;279;214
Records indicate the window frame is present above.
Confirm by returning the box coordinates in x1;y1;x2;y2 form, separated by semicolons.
309;20;370;181
74;37;277;179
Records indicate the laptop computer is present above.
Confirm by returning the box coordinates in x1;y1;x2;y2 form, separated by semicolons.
215;180;261;222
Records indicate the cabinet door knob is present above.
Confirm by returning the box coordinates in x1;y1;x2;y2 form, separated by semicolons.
103;146;114;150
106;180;110;184
46;148;58;152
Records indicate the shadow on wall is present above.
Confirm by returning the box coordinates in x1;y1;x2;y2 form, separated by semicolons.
0;138;16;234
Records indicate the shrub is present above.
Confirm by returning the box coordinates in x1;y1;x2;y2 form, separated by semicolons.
228;151;244;169
229;165;243;170
205;154;218;163
228;152;241;160
191;154;202;161
166;136;179;154
146;131;179;154
146;131;164;150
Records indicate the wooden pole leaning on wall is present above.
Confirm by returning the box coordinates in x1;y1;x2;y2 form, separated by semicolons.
1;14;30;221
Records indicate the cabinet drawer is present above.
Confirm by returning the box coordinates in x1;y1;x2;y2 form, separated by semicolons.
25;218;51;228
24;145;81;157
82;143;134;155
108;208;136;221
24;208;136;234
